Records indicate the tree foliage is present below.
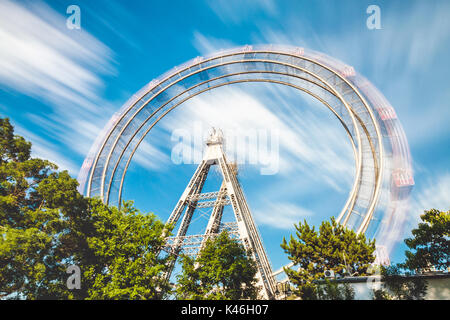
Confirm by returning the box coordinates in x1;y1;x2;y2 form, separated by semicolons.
175;231;259;300
372;264;428;300
371;208;449;300
0;117;172;299
316;280;355;300
281;217;376;300
77;200;173;300
404;209;449;272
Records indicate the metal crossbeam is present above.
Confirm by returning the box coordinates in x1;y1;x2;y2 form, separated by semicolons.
164;225;240;256
188;191;224;201
221;221;239;233
195;199;231;208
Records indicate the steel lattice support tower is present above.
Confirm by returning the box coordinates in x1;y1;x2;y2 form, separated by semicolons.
163;129;276;299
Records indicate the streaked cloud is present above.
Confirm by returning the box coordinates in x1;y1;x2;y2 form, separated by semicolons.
133;140;171;171
413;173;450;215
0;0;117;175
254;202;313;230
193;31;237;55
14;124;79;174
0;0;114;110
206;0;278;24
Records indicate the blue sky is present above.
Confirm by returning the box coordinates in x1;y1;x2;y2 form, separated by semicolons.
0;0;449;271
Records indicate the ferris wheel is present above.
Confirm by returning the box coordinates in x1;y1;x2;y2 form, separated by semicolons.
78;44;414;279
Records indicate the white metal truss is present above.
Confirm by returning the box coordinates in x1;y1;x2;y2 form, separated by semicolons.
163;129;277;299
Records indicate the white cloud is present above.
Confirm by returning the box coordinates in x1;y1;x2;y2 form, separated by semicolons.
26;113;114;161
193;31;237;55
384;173;450;251
381;2;450;72
0;0;117;175
206;0;278;24
254;202;313;230
413;173;450;215
132;140;170;171
0;0;114;111
14;125;79;174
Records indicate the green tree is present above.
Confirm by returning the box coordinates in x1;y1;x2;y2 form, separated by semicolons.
175;231;259;300
0;118;68;299
370;208;449;301
281;217;376;300
316;280;355;300
78;199;173;300
404;209;449;272
0;117;172;299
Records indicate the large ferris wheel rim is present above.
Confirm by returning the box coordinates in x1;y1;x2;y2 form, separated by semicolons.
87;46;381;231
107;73;361;206
113;77;364;211
83;44;389;235
99;57;366;204
105;69;366;204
